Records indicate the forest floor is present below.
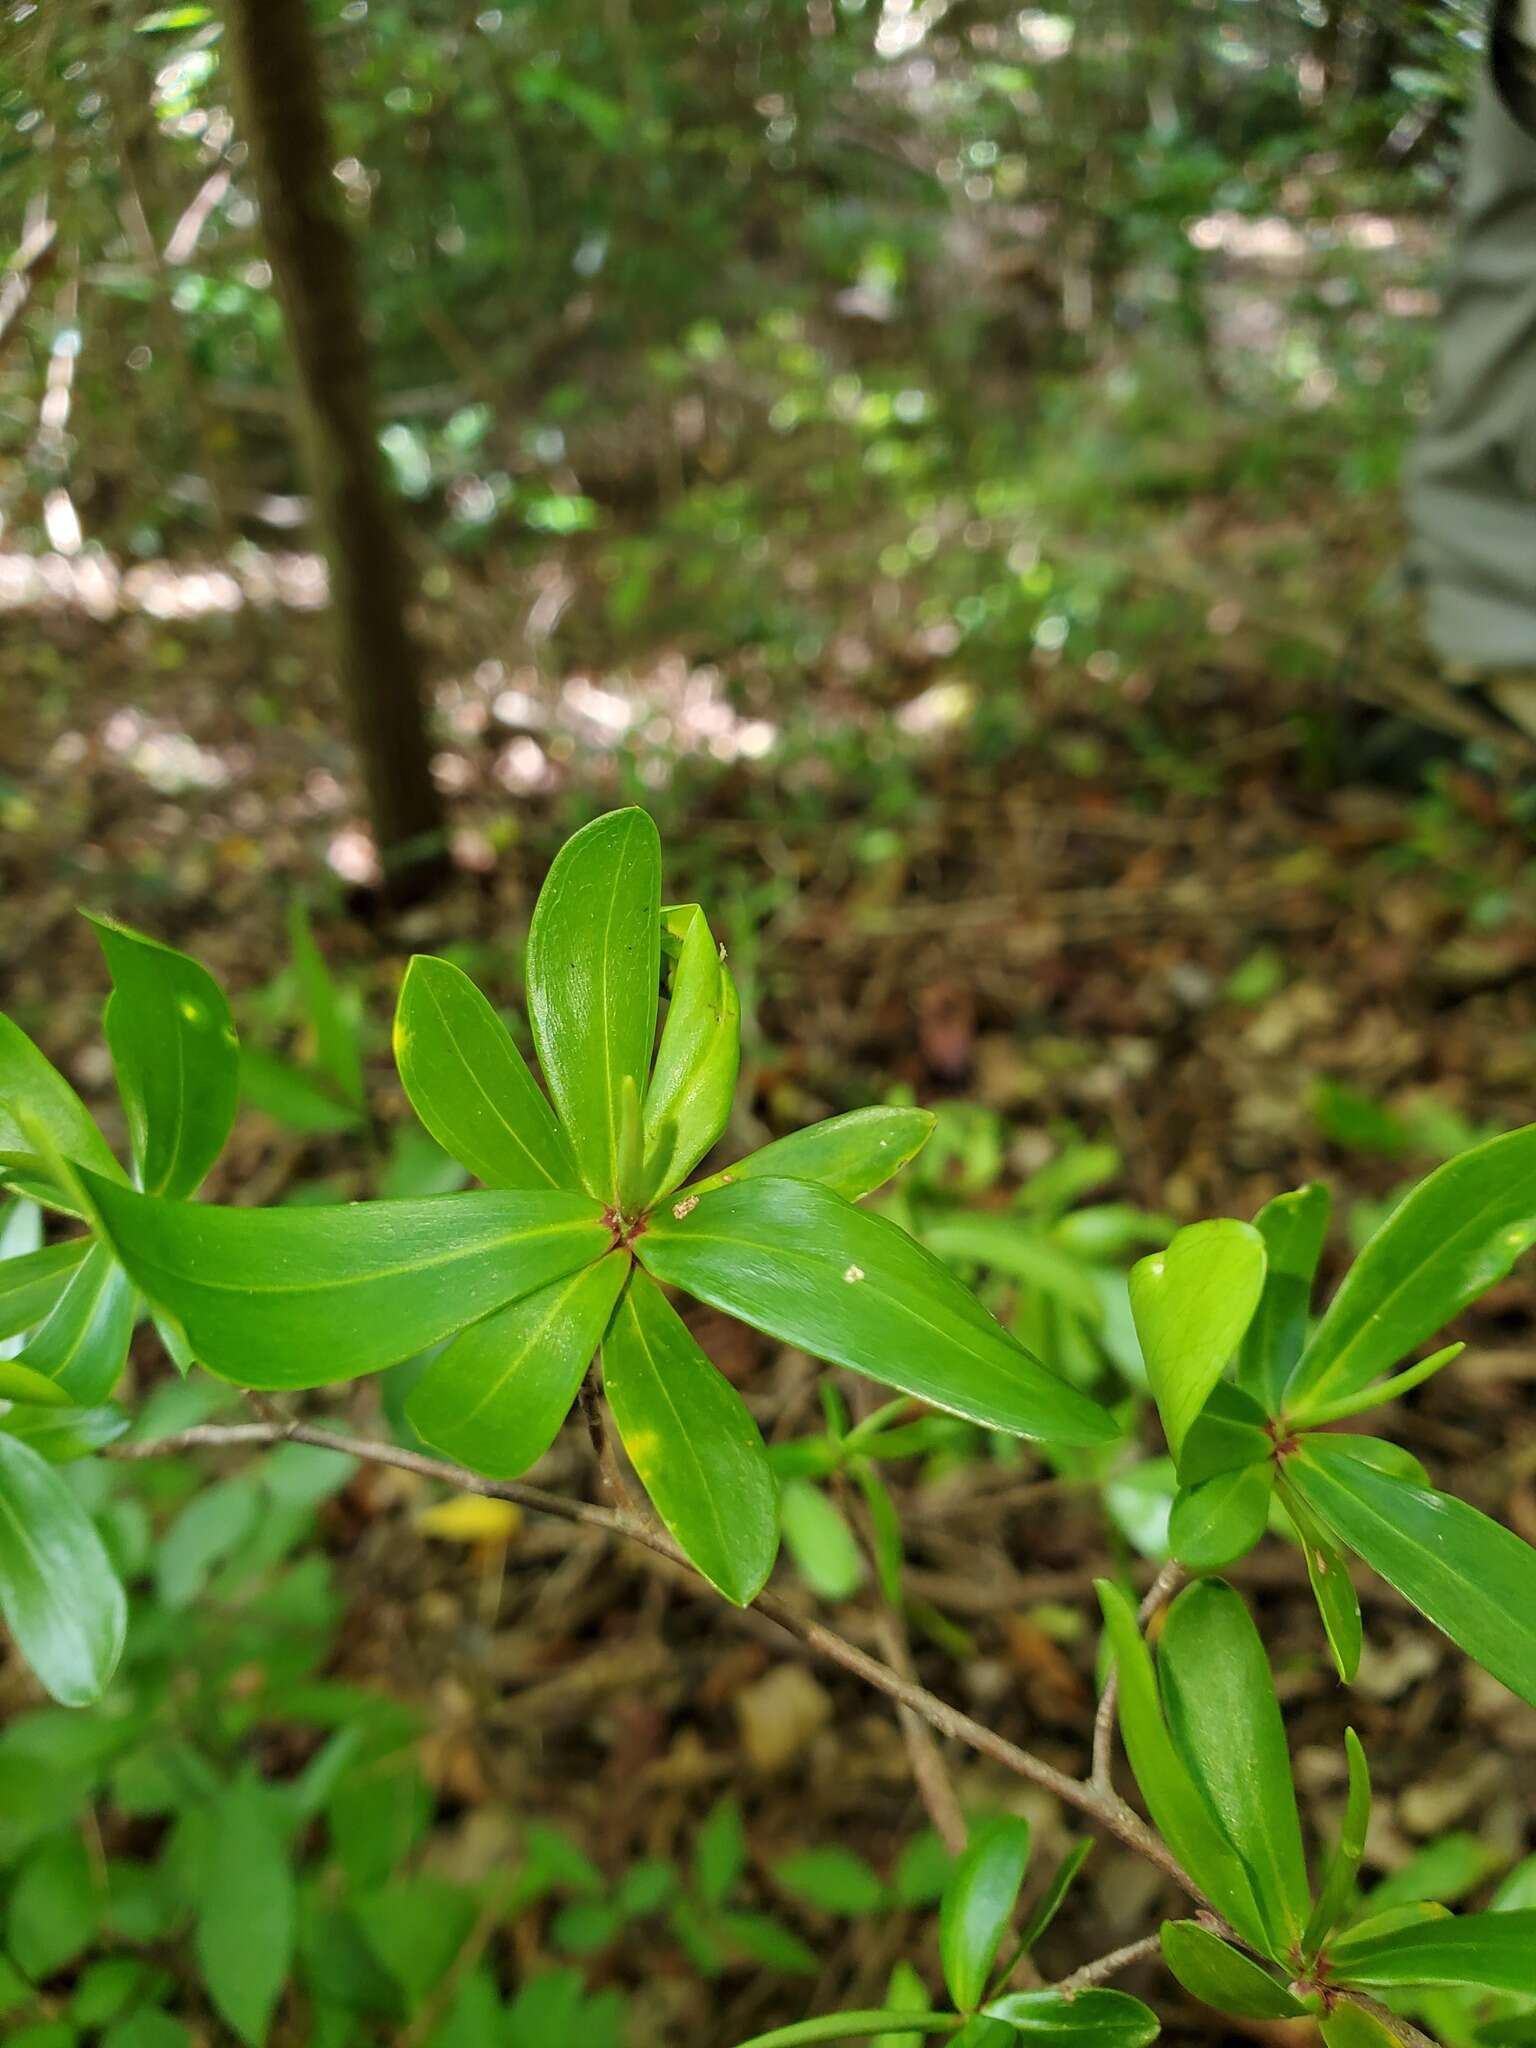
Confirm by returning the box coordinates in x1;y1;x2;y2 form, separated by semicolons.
3;205;1536;2044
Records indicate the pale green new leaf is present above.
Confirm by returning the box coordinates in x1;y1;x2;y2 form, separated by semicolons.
643;904;740;1200
0;1235;91;1344
1283;1488;1363;1686
0;1430;127;1706
0;1014;122;1183
1286;1125;1536;1419
1284;1440;1536;1709
1159;1922;1308;2020
694;1107;936;1203
1304;1728;1371;1956
526;807;661;1203
1329;1912;1536;1995
779;1478;866;1601
602;1271;777;1605
407;1252;628;1477
13;1239;135;1403
1167;1463;1273;1573
394;955;579;1191
639;1177;1117;1445
1157;1581;1310;1953
1128;1220;1266;1458
88;915;240;1198
939;1815;1031;2011
83;1170;610;1390
1235;1184;1329;1414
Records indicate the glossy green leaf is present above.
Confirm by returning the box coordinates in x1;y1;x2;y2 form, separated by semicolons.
1338;1903;1453;1945
407;1252;627;1477
1129;1220;1266;1458
616;1072;646;1215
1167;1462;1274;1572
83;1170;609;1390
195;1781;296;2045
526;807;661;1203
1159;1922;1308;2020
1318;2004;1400;2048
1235;1184;1329;1414
1285;1491;1362;1685
730;2017;961;2046
978;1989;1161;2044
88;916;239;1199
1176;1382;1271;1486
14;1242;135;1403
643;905;740;1200
1094;1580;1266;1951
602;1270;777;1604
872;1961;934;2048
0;1430;127;1705
0;1400;130;1462
1302;1343;1465;1427
1329;1912;1536;1994
639;1178;1117;1445
394;955;579;1192
1313;1434;1430;1490
1286;1125;1536;1419
695;1107;936;1203
1157;1580;1310;1951
0;1235;91;1343
779;1478;866;1600
1304;1728;1371;1956
0;1015;122;1182
1284;1440;1536;1708
940;1815;1032;2012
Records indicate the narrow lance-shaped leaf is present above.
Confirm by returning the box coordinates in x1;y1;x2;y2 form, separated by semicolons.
643;904;740;1201
1159;1922;1309;2021
1285;1124;1536;1419
0;1236;91;1344
1283;1440;1536;1709
88;915;240;1198
602;1271;777;1606
394;955;579;1192
1235;1184;1329;1415
939;1815;1031;2012
0;1014;122;1183
693;1107;936;1204
0;1401;131;1462
729;2016;964;2047
0;1429;127;1706
1304;1728;1371;1956
1328;1912;1536;1995
639;1177;1117;1445
1284;1489;1362;1686
82;1168;610;1390
1157;1581;1311;1953
1094;1580;1267;1952
525;807;661;1203
13;1239;136;1403
407;1252;628;1478
978;1989;1163;2044
1128;1220;1266;1459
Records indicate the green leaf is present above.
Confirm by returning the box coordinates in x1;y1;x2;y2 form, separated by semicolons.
1282;1441;1536;1708
729;2017;961;2047
602;1271;777;1605
156;1474;262;1609
195;1781;295;2046
922;1215;1104;1324
695;1107;936;1203
0;1237;91;1344
87;916;239;1199
1094;1580;1265;1951
525;808;661;1203
7;1831;100;1980
1167;1463;1274;1573
239;1050;364;1135
14;1242;135;1403
406;1252;628;1477
1176;1382;1271;1486
1284;1491;1362;1685
1285;1125;1536;1419
1304;1728;1371;1956
1235;1185;1329;1414
695;1797;747;1909
82;1171;609;1390
873;1961;934;2048
616;1073;645;1216
1017;1840;1092;1953
1157;1581;1310;1953
638;1178;1117;1445
353;1878;477;2005
0;1431;126;1705
978;1989;1162;2044
0;1401;130;1462
1158;1922;1308;2020
940;1815;1032;2012
719;1909;820;1976
1328;1912;1536;1994
1128;1220;1266;1458
774;1848;886;1916
855;1463;904;1606
0;1016;122;1184
394;955;578;1192
1318;2004;1400;2048
779;1479;866;1600
288;903;364;1109
643;905;741;1199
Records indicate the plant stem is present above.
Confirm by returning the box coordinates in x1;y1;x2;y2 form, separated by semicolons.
109;1420;1217;1919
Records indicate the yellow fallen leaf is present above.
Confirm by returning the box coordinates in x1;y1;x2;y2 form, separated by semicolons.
415;1494;522;1545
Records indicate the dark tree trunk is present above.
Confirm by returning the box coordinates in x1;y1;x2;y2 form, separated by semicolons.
223;0;447;893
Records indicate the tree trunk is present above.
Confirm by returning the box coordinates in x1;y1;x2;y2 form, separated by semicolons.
222;0;447;893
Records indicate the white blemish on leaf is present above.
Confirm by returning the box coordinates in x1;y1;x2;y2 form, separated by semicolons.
843;1264;865;1284
672;1195;699;1219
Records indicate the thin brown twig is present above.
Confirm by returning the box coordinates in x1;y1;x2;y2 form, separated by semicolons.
108;1419;1217;1921
873;1608;969;1858
1055;1931;1164;1994
1091;1559;1186;1792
